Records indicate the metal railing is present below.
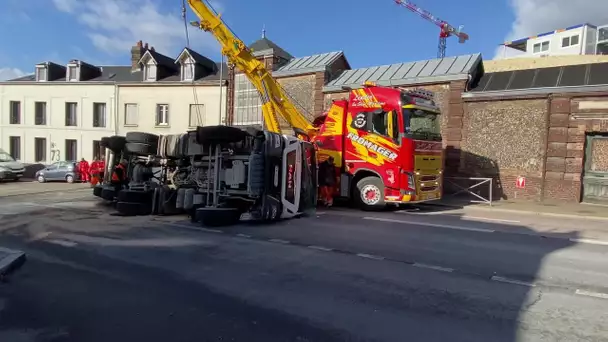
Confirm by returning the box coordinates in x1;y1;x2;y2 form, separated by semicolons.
443;177;494;206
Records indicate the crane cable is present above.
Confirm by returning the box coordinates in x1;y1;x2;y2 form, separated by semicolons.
181;0;203;126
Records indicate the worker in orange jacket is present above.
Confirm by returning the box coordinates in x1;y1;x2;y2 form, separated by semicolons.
78;158;90;183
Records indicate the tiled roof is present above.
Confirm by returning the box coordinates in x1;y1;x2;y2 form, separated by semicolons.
249;37;293;61
273;51;346;77
323;53;483;92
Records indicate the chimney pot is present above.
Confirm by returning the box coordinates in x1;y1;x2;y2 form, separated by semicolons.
144;42;149;49
137;40;142;47
150;46;155;52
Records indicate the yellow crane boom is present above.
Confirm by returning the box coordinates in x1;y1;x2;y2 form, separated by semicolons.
187;0;316;138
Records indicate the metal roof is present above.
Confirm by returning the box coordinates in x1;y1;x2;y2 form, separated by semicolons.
273;51;345;77
323;53;482;92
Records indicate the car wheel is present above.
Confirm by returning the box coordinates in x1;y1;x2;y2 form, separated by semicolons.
66;175;75;183
37;175;45;183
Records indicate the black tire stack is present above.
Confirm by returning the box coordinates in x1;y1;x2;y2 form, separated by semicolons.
125;132;159;156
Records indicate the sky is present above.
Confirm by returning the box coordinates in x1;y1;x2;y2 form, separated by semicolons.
0;0;607;81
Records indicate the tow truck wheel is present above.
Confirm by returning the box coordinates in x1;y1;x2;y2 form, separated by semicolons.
354;176;385;211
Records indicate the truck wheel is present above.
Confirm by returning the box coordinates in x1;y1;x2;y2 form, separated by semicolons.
126;132;159;145
125;142;157;156
354;176;385;211
196;126;248;145
100;137;110;148
107;136;127;152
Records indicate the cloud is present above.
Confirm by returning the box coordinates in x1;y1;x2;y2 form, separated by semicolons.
495;0;608;59
0;68;26;81
51;0;221;57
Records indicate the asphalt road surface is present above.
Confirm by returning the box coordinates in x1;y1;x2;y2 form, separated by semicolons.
1;192;607;341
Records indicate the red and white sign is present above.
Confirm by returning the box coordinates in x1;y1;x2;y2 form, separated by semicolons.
516;176;526;189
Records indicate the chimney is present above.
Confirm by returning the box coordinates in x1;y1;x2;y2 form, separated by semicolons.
131;40;145;72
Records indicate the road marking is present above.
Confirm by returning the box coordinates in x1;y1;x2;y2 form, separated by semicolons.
413;263;454;272
575;289;608;300
167;223;224;234
462;216;520;223
569;238;608;246
363;217;495;233
490;276;536;287
307;245;333;252
356;253;385;260
269;239;290;244
236;233;251;238
46;239;78;247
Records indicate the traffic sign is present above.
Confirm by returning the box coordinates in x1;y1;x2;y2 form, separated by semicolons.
516;176;525;189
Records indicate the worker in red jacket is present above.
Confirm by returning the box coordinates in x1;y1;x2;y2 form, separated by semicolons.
90;157;101;186
78;158;90;183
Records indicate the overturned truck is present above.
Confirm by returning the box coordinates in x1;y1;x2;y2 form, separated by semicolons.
93;125;317;226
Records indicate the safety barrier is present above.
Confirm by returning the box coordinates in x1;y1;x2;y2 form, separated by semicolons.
443;177;494;206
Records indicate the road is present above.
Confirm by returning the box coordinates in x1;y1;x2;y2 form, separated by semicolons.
0;189;607;341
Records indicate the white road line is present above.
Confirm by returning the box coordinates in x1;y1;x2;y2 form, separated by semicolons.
167;223;223;234
490;276;536;287
569;238;608;246
575;289;608;300
46;239;78;247
356;253;385;260
363;217;495;233
462;216;521;223
413;263;454;272
236;233;251;238
307;245;333;252
269;239;290;244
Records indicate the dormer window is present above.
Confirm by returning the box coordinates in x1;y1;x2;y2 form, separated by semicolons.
35;66;47;82
67;64;79;81
144;60;157;81
182;57;195;81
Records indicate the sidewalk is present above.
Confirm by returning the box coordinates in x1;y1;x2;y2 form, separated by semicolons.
0;247;25;276
425;198;608;221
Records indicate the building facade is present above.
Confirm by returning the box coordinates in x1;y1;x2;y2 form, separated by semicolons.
0;41;226;164
501;23;608;58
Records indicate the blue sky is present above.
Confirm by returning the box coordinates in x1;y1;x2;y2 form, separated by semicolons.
1;0;606;80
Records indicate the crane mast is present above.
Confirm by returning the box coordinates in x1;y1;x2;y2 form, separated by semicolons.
394;0;468;58
187;0;316;138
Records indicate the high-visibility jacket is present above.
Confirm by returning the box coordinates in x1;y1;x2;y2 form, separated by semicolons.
111;164;126;182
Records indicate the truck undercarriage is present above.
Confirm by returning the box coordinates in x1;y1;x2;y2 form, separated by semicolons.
94;125;317;226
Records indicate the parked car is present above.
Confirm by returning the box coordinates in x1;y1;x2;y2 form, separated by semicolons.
0;149;26;181
35;161;80;183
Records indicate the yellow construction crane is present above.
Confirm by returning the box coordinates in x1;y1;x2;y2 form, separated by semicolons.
187;0;317;139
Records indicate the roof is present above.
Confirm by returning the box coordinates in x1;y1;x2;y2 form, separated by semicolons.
323;53;483;92
140;50;178;70
176;48;217;72
503;23;596;51
3;63;228;84
273;51;347;77
249;37;293;61
465;62;608;97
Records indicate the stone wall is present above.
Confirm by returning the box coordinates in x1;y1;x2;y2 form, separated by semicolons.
276;74;316;129
461;99;548;200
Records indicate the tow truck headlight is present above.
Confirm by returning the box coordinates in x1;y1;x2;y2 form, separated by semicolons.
405;171;416;190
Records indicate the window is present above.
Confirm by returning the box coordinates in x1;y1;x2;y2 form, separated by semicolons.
9;136;21;160
234;74;262;125
93;102;106;127
189;104;206;127
65;102;78;126
156;104;169;126
182;59;195;81
145;60;157;81
65;139;78;161
562;35;580;47
9;101;20;124
599;26;608;43
35;66;47;81
352;110;400;143
124;103;139;126
92;140;104;160
35;102;47;125
34;137;47;163
533;41;550;53
403;108;442;141
68;65;78;81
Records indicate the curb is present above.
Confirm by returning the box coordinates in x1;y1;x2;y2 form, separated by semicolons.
0;247;26;276
418;202;608;222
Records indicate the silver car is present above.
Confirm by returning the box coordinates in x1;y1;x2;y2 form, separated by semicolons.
0;149;25;181
35;161;80;183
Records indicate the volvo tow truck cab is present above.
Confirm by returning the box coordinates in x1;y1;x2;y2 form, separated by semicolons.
313;84;443;210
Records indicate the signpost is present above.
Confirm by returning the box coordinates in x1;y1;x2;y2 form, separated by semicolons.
516;176;526;189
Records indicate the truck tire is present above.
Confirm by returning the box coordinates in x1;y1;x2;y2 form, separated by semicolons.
126;132;159;145
100;137;110;148
196;207;241;227
354;176;386;211
248;153;265;196
125;142;157;156
93;186;102;197
107;136;126;152
196;126;248;145
118;189;152;203
115;201;149;216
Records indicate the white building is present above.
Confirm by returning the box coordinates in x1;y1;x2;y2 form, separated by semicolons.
501;23;608;58
0;41;226;165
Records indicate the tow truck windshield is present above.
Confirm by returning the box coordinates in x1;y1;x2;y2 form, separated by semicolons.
403;108;441;141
